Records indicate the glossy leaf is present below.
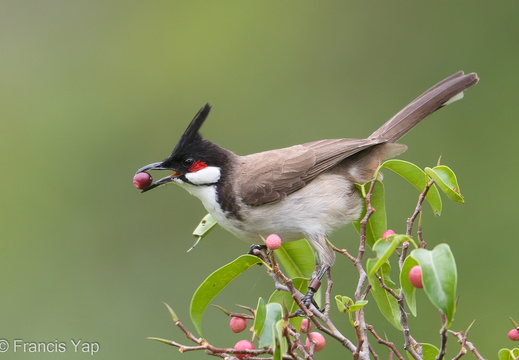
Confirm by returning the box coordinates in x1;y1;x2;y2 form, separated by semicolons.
498;348;519;360
382;159;442;215
411;244;457;327
335;295;369;325
368;235;410;275
268;277;308;329
275;239;315;279
354;180;387;248
425;165;464;203
252;297;267;339
400;256;419;316
258;303;284;348
335;295;353;313
190;255;265;335
366;261;401;329
273;319;287;360
422;343;441;360
406;343;440;360
188;213;218;252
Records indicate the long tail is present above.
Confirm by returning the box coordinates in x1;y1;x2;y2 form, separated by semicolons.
369;71;479;143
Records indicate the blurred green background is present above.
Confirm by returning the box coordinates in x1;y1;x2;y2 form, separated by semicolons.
1;1;518;359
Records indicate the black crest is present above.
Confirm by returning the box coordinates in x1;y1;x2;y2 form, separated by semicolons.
171;103;212;155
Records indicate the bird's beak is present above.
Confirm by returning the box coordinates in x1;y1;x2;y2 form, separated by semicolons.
136;162;181;193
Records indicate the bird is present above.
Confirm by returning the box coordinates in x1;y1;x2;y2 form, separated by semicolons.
135;71;478;307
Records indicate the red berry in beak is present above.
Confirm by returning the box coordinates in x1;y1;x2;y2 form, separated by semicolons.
133;172;153;190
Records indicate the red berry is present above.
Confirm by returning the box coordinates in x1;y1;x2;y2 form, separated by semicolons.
305;332;326;352
508;328;519;341
229;316;248;333
234;340;255;359
265;234;282;250
382;229;396;239
300;318;312;333
409;265;424;289
133;172;153;189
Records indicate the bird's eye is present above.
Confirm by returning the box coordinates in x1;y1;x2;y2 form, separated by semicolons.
182;157;195;167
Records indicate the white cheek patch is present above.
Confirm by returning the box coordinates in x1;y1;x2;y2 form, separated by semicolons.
185;166;221;185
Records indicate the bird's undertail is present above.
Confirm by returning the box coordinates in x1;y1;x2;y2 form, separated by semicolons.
368;71;479;143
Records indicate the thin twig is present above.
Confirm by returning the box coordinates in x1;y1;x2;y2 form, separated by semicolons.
331;244;357;263
449;330;487;360
324;268;333;318
407;179;435;237
437;312;448;360
367;324;406;360
354;179;378;360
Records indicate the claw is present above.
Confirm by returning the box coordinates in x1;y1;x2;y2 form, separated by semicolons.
248;244;267;256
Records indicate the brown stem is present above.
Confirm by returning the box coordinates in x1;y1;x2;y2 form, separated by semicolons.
407;179;435;237
367;324;406;360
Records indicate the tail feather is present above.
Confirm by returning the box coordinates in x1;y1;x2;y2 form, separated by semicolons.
369;71;479;143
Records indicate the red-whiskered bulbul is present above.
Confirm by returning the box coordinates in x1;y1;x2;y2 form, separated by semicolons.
136;71;478;306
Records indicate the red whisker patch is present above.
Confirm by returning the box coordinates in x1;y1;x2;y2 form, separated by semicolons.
189;160;208;172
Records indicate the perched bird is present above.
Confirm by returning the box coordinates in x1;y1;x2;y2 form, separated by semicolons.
136;71;478;306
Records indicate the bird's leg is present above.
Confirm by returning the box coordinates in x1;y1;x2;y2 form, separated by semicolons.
248;244;267;256
298;264;329;314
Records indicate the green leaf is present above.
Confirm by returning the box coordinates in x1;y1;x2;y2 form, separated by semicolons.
498;348;519;360
382;159;442;215
335;295;368;325
335;295;353;313
190;255;265;335
252;298;267;339
400;256;419;316
273;319;287;360
411;244;457;327
268;278;308;329
406;343;440;360
425;165;464;203
421;343;441;360
188;214;218;252
354;180;387;248
366;261;402;330
258;303;284;348
275;239;315;279
368;235;411;275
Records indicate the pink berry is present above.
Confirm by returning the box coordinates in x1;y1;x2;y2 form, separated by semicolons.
508;329;519;341
229;316;248;333
133;172;153;189
382;229;396;239
305;332;326;352
265;234;282;250
409;265;424;289
300;318;312;333
234;340;255;359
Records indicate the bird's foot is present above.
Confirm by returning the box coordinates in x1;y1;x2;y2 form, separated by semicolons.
248;244;267;256
296;278;322;316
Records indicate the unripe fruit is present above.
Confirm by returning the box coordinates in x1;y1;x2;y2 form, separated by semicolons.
382;229;396;239
300;318;312;333
409;265;424;289
508;328;519;341
229;316;248;333
305;332;326;352
234;340;255;359
133;172;153;189
265;234;282;250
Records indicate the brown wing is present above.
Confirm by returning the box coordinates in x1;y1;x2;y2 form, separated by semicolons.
236;138;381;206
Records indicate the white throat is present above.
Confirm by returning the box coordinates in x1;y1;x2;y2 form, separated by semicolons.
185;166;221;185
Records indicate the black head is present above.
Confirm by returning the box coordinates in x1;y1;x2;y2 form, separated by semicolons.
136;104;231;191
